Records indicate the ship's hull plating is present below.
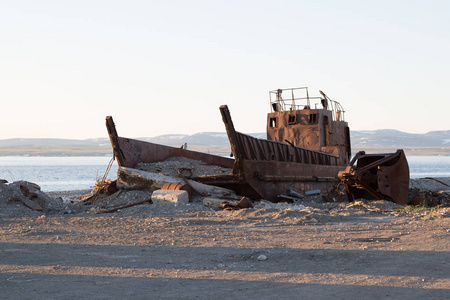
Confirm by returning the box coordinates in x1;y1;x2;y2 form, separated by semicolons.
106;115;345;201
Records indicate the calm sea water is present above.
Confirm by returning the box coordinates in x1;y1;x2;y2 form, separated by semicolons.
0;156;119;192
407;156;450;179
0;155;449;192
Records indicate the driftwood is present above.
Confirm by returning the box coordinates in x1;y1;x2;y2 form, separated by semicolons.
185;179;239;198
117;167;239;199
117;167;182;190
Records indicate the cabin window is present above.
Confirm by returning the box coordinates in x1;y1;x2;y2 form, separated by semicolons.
345;126;351;162
288;115;297;125
269;117;277;128
272;103;280;112
323;116;330;146
308;113;317;124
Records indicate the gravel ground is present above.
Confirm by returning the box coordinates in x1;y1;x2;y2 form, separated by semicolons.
0;177;449;299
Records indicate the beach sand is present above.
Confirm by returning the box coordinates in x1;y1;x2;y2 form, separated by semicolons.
0;179;449;299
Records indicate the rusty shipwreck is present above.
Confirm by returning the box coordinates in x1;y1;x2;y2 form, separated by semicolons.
106;87;409;204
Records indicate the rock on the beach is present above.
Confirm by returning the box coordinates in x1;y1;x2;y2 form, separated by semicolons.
0;180;53;211
257;254;267;261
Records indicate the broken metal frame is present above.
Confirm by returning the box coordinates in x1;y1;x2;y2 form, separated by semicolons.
338;150;410;205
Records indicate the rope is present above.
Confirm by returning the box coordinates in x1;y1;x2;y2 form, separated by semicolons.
422;177;450;188
91;155;116;203
101;156;116;183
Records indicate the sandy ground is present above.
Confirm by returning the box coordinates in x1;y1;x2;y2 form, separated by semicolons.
1;184;449;300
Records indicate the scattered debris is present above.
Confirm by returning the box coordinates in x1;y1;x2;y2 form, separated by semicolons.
286;189;305;199
276;195;297;203
220;197;254;210
203;197;237;208
0;157;448;219
409;189;450;207
305;189;321;196
80;179;118;203
96;198;152;214
408;177;450;207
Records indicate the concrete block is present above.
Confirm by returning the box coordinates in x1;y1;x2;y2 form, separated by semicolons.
151;190;189;204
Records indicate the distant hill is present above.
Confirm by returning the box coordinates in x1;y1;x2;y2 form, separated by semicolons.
139;132;266;147
0;138;110;147
0;130;448;156
0;138;112;156
350;130;450;155
351;130;450;147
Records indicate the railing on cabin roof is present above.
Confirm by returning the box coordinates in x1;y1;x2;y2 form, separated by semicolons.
269;87;346;122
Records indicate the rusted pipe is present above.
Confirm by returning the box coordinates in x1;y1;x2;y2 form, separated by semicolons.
97;198;152;214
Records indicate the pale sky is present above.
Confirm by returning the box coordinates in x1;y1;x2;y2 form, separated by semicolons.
1;0;449;139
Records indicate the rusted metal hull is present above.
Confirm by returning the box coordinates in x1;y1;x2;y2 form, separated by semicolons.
217;105;347;201
106;114;345;202
106;116;234;169
338;150;410;205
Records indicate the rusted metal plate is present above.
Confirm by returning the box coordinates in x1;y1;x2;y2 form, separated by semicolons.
106;116;234;169
242;159;342;201
377;152;410;205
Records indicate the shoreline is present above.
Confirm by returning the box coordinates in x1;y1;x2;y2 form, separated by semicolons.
41;176;450;194
0;146;449;157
